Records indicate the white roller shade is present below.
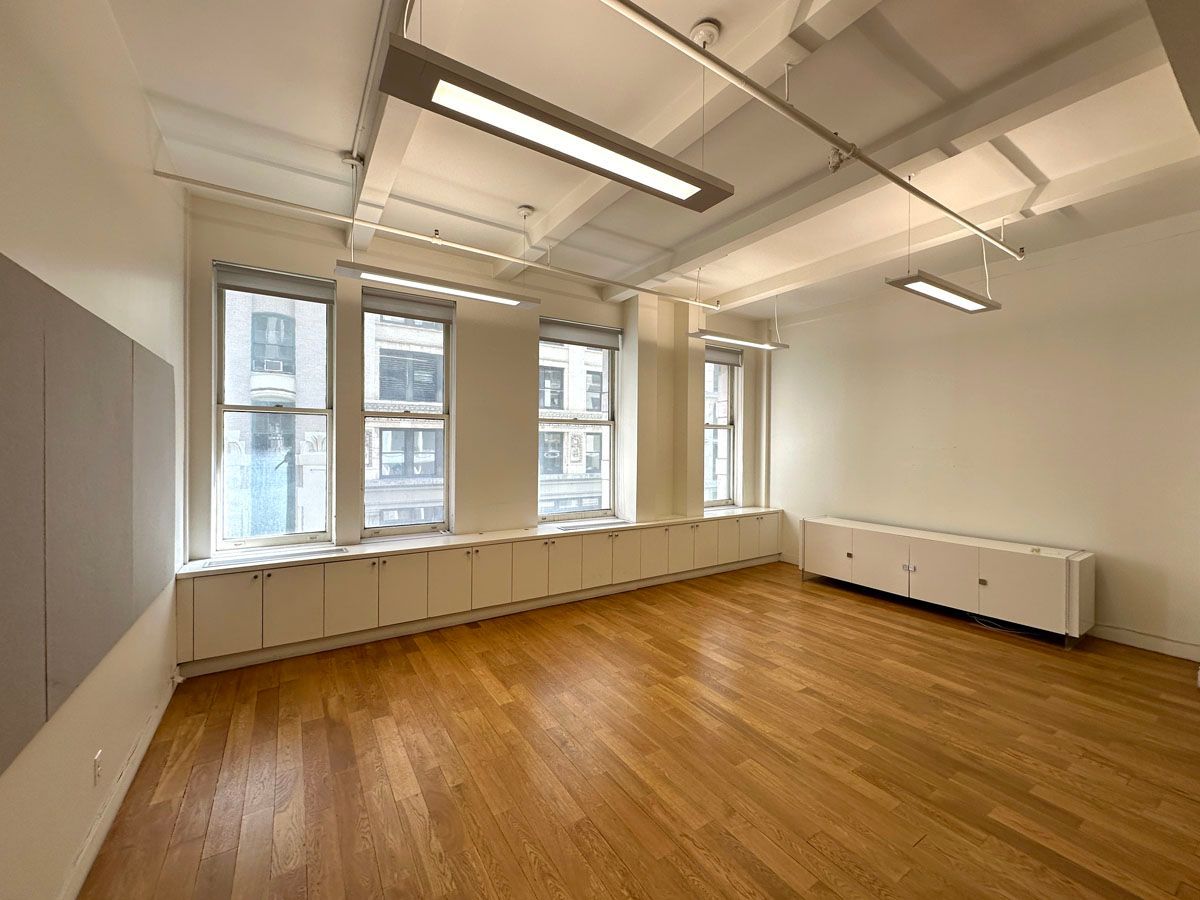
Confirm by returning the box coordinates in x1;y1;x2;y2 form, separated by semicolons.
362;289;455;323
213;262;334;303
705;344;743;366
540;317;622;351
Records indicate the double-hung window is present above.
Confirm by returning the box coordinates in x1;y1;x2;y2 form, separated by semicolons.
703;345;740;506
215;263;333;549
363;290;452;535
538;319;620;520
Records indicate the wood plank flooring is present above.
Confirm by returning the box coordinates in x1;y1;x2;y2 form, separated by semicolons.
81;563;1200;898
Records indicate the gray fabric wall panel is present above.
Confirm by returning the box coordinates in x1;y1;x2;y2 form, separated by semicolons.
0;255;49;772
44;292;135;715
132;345;176;616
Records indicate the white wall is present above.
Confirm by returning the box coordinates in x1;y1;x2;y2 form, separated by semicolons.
0;0;186;897
770;212;1200;661
187;198;765;552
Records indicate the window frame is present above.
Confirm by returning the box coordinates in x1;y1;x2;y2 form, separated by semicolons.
214;278;334;551
361;301;453;538
703;358;737;508
537;336;618;522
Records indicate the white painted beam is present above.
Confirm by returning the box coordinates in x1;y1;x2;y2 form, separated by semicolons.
709;137;1200;311
350;98;422;249
602;15;1166;302
493;0;885;281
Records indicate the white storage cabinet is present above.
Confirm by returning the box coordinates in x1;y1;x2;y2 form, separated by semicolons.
802;517;1094;638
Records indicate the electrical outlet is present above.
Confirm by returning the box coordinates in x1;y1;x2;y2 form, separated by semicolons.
93;749;103;786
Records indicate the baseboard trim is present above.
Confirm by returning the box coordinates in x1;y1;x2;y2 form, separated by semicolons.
180;556;783;677
58;680;176;900
1090;624;1200;662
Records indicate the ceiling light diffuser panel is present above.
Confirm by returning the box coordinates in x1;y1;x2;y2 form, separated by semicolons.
335;261;540;308
689;329;789;351
380;35;733;212
886;270;1001;313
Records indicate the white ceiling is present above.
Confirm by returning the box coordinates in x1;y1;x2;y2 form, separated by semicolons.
109;0;1200;320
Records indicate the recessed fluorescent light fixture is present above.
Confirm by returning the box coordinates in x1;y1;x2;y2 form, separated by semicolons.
335;261;539;308
688;329;789;351
380;35;733;212
886;270;1001;313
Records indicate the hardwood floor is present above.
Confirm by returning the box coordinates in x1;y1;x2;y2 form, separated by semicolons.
80;563;1200;899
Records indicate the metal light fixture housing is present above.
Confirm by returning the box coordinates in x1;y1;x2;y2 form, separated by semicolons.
380;34;733;212
886;269;1001;314
688;328;789;351
335;260;540;309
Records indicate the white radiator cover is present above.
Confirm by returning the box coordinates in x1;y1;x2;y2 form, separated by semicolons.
803;517;1095;638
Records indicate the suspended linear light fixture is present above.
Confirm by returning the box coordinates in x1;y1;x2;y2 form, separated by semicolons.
688;328;789;351
334;260;540;308
886;270;1000;314
379;34;733;211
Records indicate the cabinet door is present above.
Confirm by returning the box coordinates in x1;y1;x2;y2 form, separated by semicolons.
667;525;695;574
641;528;669;578
429;548;473;617
263;564;324;647
694;522;719;568
193;571;262;659
738;517;760;561
717;519;740;564
850;530;909;596
548;536;583;595
581;532;614;589
472;544;513;609
758;513;780;556
324;558;379;636
979;548;1067;633
512;540;549;602
803;521;852;580
611;531;641;583
176;578;194;664
908;539;978;613
379;553;428;626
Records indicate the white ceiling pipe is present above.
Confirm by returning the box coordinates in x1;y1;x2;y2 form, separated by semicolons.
596;0;1027;262
154;170;719;309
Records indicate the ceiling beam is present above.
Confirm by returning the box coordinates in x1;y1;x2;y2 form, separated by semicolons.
1145;0;1200;131
707;137;1200;311
492;0;885;281
601;13;1166;301
349;0;470;250
790;0;886;52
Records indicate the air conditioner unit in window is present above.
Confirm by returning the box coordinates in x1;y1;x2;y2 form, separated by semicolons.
262;359;285;372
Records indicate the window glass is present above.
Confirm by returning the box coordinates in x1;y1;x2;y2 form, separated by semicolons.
537;423;612;517
363;306;450;533
703;426;732;503
539;365;564;410
704;360;735;504
364;315;445;413
218;274;331;549
704;361;731;425
223;290;327;409
221;411;328;541
538;343;610;419
537;339;615;518
364;417;446;529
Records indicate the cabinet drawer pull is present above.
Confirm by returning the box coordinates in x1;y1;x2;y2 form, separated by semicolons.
266;572;272;578
845;552;853;559
465;550;471;556
381;559;387;565
370;560;377;567
543;540;549;545
979;578;988;586
252;573;259;580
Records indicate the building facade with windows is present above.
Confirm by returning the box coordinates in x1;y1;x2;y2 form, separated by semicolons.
537;339;613;518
